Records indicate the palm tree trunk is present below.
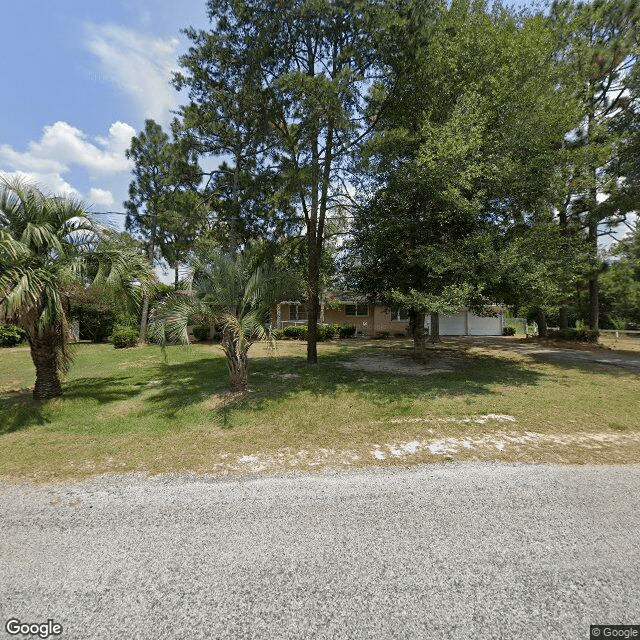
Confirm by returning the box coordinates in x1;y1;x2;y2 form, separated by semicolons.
222;330;248;392
28;331;64;400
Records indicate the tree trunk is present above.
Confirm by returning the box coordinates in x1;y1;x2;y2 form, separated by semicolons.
587;106;599;332
558;190;570;333
139;208;158;344
559;306;569;331
222;330;248;392
537;308;548;338
138;295;150;344
411;311;427;357
430;312;440;343
230;157;239;260
174;261;180;289
587;219;599;330
28;331;64;400
306;246;320;365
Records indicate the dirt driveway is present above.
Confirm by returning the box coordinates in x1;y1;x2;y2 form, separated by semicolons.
453;336;640;374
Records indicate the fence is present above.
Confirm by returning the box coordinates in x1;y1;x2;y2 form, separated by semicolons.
599;329;640;339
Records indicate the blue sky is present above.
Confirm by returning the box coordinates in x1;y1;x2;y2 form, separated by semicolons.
1;1;539;218
1;0;545;233
0;0;211;227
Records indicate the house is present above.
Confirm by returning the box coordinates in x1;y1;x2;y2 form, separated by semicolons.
270;293;504;337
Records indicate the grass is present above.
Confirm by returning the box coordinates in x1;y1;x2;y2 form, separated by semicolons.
1;337;639;481
599;334;640;353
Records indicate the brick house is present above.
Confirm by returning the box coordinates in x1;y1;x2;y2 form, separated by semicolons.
270;293;504;337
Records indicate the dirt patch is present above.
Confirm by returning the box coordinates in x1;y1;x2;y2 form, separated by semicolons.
181;428;640;476
452;337;640;374
341;354;457;376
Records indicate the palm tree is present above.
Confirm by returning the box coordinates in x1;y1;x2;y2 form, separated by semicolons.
154;247;294;392
0;178;153;400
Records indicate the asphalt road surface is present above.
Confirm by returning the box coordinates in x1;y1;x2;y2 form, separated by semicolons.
1;463;639;640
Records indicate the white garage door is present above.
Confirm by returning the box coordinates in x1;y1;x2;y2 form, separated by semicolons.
425;312;467;335
468;313;502;336
425;311;503;336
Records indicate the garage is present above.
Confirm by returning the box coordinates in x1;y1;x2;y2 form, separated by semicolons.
425;309;504;336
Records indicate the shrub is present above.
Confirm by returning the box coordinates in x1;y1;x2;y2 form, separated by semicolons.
503;325;517;336
317;323;339;341
283;325;308;339
0;324;26;347
547;329;599;343
70;301;116;342
111;325;139;348
338;324;357;338
376;331;391;339
192;324;210;341
270;328;284;340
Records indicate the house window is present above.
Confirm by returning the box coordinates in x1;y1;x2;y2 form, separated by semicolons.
391;306;410;321
290;304;308;321
345;303;369;317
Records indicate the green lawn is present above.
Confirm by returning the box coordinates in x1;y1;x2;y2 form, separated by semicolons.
1;338;638;481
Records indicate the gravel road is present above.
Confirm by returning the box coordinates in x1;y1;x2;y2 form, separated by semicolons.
1;463;639;640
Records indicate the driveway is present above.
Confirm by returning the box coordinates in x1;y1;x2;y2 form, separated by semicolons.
1;464;638;639
456;336;640;374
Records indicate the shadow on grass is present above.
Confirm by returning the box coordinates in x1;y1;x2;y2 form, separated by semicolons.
0;343;544;434
0;391;49;434
142;357;230;418
139;345;544;426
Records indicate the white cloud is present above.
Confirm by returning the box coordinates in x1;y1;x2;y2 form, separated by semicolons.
0;120;135;205
84;22;180;124
88;188;115;207
0;170;81;200
0;121;135;177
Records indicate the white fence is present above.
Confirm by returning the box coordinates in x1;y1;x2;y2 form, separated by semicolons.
599;329;640;338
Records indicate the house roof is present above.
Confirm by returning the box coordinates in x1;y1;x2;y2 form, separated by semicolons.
322;290;369;304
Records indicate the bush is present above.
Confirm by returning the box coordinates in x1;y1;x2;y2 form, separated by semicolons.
70;301;116;342
111;325;139;349
192;324;210;341
503;325;517;336
338;324;356;338
0;324;26;347
270;328;284;340
283;325;308;339
317;323;339;341
547;329;600;343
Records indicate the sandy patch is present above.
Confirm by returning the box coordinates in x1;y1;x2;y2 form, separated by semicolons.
341;354;456;376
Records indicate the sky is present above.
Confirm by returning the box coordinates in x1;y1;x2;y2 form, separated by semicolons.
0;0;212;230
1;0;543;227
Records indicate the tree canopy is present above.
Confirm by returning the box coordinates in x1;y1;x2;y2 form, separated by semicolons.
0;178;152;399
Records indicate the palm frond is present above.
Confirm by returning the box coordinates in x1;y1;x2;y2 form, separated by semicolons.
0;268;46;322
0;228;29;262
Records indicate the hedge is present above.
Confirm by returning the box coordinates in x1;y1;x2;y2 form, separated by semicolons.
338;324;357;338
111;326;139;348
283;325;308;339
192;324;210;341
0;324;26;347
547;329;600;343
